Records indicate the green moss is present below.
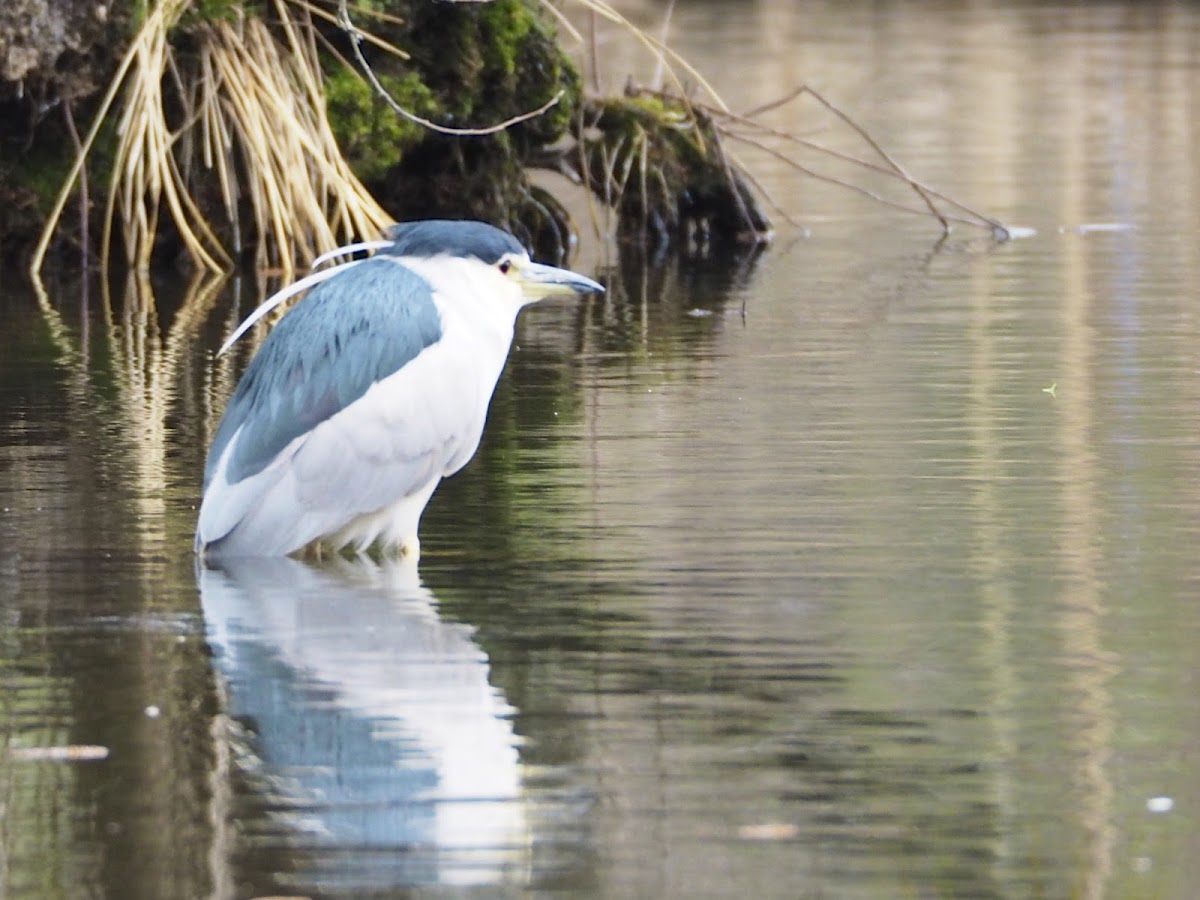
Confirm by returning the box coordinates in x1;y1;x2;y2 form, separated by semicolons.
589;94;710;179
476;0;535;81
401;0;579;142
1;156;66;216
326;69;440;182
477;0;579;142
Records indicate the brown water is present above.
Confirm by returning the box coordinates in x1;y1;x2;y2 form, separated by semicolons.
4;1;1200;897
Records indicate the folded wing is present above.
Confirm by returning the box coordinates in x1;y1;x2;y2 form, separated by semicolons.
197;258;480;557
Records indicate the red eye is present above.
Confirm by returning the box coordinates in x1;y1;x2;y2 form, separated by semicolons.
498;260;513;274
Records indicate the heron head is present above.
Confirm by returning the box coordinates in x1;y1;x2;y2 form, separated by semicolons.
383;220;604;306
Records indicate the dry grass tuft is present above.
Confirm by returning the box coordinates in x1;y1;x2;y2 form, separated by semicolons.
32;0;394;280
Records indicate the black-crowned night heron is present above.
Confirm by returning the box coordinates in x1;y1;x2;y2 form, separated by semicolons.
196;220;603;560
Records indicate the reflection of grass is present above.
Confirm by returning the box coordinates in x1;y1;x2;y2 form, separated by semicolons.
105;272;229;553
32;0;392;279
33;270;229;555
124;275;220;549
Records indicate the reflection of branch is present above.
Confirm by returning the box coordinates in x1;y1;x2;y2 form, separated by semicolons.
337;0;563;137
105;270;229;551
30;279;84;372
31;270;228;552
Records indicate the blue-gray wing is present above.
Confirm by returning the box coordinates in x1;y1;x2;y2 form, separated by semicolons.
205;257;443;488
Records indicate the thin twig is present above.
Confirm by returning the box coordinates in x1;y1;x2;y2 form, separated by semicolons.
651;0;676;92
739;85;807;120
749;129;1002;229
728;132;987;228
637;125;649;239
537;0;584;44
292;0;411;57
707;118;761;238
589;9;601;94
673;81;1009;236
567;0;729;113
578;102;603;237
725;145;802;229
61;101;90;271
715;99;1008;234
799;85;950;233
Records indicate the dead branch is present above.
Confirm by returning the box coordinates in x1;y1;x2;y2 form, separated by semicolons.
628;83;1011;240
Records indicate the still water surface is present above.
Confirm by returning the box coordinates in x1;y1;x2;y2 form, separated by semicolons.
3;1;1200;897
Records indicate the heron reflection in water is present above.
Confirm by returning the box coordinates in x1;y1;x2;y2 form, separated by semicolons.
199;556;529;888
